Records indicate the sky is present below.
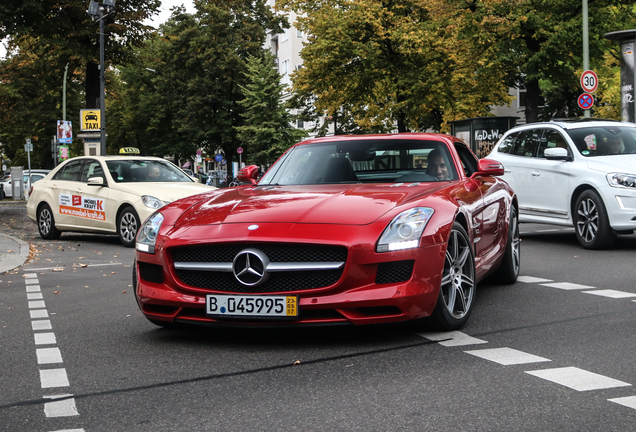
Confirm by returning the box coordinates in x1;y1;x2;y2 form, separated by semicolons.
144;0;196;28
0;1;196;58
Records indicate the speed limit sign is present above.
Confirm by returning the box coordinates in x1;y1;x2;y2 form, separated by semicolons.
580;70;598;93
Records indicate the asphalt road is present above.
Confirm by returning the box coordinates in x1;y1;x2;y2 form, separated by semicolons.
1;205;636;432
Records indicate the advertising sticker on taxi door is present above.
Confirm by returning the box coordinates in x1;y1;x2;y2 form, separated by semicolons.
59;194;106;221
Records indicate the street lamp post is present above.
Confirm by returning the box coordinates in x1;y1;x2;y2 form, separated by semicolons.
87;0;116;156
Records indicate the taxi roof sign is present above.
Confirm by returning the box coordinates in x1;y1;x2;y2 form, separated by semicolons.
119;147;140;155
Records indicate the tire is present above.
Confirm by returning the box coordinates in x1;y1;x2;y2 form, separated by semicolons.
430;222;476;330
37;203;62;240
117;206;140;248
491;207;520;284
574;190;616;250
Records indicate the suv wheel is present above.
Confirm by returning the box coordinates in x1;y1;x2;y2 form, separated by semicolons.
574;190;616;249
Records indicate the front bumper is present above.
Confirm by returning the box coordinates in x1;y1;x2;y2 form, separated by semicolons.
134;222;447;327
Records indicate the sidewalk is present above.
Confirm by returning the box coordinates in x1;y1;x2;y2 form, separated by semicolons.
0;199;30;273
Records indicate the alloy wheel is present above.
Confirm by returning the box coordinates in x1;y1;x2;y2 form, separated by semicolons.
576;198;598;243
120;212;138;243
440;229;475;319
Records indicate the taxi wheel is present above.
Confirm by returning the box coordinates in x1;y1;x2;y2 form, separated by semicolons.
37;203;61;240
117;206;140;248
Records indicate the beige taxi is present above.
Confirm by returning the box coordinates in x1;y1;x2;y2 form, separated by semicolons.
27;155;215;247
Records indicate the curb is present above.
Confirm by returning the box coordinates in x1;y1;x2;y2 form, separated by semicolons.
0;233;30;273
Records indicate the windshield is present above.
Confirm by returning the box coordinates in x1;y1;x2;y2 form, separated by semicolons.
567;125;636;157
259;139;458;185
105;159;194;183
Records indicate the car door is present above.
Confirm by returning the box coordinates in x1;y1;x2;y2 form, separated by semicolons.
497;129;541;218
524;128;573;219
73;159;111;231
455;142;506;273
49;159;85;228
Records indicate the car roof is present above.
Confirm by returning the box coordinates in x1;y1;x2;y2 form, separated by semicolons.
58;155;167;163
296;132;455;146
509;119;631;132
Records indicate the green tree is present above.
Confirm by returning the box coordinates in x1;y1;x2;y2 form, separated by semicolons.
0;0;160;108
0;35;84;168
279;0;512;132
441;0;636;122
236;52;307;166
107;1;287;176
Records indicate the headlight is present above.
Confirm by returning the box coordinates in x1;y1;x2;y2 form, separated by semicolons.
377;207;435;252
136;212;164;254
142;195;168;209
607;173;636;189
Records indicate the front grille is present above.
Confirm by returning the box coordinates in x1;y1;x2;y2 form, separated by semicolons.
375;260;414;284
172;244;347;263
138;262;164;284
172;243;347;293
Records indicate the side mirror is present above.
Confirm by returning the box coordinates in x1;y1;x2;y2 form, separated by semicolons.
236;165;259;185
473;158;505;177
544;147;572;161
87;176;106;186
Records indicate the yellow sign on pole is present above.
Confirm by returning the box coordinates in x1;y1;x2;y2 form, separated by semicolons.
80;109;101;131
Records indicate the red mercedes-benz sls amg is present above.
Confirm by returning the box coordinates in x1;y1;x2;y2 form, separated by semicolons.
134;134;519;330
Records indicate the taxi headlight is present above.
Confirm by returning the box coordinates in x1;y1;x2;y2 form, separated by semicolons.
136;212;164;254
142;195;167;209
377;207;435;252
607;173;636;189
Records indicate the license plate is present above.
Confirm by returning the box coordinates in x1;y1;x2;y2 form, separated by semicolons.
206;294;298;319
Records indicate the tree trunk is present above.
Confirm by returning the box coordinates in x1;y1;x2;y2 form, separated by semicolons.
86;62;100;109
524;78;541;123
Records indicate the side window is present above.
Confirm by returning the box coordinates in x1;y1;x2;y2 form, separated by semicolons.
454;142;478;176
53;160;83;181
510;129;542;157
496;132;519;154
80;160;105;182
538;130;569;158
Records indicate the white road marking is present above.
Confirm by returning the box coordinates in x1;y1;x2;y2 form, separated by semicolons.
43;395;80;418
27;292;44;300
30;310;49;319
35;333;57;345
48;429;85;432
465;347;551;365
526;367;631;391
29;300;46;309
26;285;41;292
24;273;38;278
84;262;122;267
37;348;63;364
540;282;595;290
32;320;53;331
582;290;636;299
25;278;40;285
27;266;66;271
417;331;488;347
40;369;70;388
608;396;636;410
517;276;553;283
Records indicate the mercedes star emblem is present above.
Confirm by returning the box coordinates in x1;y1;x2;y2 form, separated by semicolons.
232;248;270;286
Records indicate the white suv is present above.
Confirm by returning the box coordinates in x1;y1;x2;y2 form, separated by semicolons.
487;120;636;249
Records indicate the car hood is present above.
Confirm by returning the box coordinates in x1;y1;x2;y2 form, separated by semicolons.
176;183;449;226
114;182;214;203
587;155;636;174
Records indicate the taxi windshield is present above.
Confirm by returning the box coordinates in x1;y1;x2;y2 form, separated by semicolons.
105;160;193;183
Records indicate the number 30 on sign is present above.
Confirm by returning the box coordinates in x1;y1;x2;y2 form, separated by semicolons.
580;70;598;93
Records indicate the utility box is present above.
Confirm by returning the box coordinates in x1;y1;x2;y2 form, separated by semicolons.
450;117;518;158
10;166;24;200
